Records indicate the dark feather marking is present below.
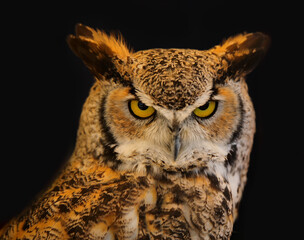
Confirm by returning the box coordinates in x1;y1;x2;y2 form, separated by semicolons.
214;206;225;220
171;185;186;204
58;203;70;213
22;220;30;231
229;96;244;144
67;224;85;238
100;97;116;145
99;96;121;168
209;234;216;240
226;144;238;167
221;198;230;214
223;186;231;201
207;173;221;191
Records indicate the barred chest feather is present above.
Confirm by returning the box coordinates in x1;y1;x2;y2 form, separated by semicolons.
1;159;233;240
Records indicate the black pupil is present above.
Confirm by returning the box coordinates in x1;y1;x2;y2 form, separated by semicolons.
138;101;148;110
199;102;210;110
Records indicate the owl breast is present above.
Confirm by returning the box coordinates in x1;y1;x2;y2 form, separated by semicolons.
2;162;232;240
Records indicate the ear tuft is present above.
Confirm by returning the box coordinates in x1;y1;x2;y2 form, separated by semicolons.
67;24;132;78
211;32;270;78
74;23;131;61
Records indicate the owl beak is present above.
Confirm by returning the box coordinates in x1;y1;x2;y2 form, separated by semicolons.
174;133;181;161
171;115;181;161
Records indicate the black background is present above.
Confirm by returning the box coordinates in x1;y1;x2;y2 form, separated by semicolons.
1;1;302;239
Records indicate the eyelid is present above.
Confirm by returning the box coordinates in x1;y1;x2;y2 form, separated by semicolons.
128;99;156;119
193;100;218;119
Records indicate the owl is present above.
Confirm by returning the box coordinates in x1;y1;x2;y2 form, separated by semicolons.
0;24;269;240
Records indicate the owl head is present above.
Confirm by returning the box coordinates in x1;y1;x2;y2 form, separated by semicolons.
67;24;269;214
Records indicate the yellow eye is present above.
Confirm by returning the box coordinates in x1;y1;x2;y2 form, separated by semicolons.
128;100;155;119
193;100;217;118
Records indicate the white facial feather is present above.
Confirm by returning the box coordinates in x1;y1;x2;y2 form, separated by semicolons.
227;173;240;204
